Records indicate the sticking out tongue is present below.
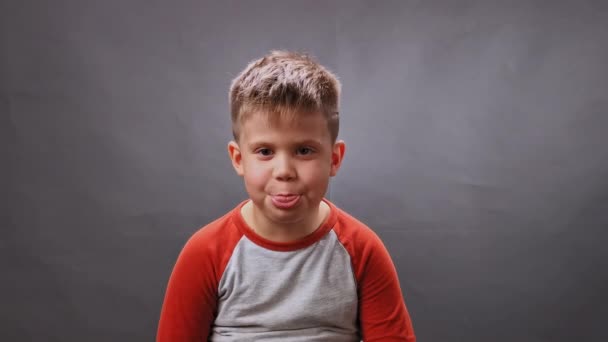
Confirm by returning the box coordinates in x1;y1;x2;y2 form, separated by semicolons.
271;195;301;209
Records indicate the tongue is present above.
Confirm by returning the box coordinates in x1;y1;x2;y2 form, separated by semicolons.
271;195;300;209
274;195;298;202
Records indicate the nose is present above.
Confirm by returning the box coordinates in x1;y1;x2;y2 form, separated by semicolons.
273;154;297;181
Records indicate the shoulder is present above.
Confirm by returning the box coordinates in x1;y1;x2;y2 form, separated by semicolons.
177;206;245;279
330;203;395;281
332;204;384;251
187;209;240;251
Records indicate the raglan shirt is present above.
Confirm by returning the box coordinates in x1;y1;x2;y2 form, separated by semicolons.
157;199;415;341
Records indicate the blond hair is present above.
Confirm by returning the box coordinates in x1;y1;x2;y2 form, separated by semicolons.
229;50;341;143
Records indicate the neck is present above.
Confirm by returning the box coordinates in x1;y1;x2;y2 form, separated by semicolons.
241;200;329;243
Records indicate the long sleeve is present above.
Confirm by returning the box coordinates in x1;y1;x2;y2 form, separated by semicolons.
356;232;416;341
333;209;416;342
156;233;219;341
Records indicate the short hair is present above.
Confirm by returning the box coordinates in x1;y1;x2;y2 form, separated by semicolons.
229;50;341;143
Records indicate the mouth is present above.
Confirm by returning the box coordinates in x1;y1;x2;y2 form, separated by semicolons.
270;194;301;209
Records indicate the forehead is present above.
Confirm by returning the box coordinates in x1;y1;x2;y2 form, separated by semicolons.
239;110;331;143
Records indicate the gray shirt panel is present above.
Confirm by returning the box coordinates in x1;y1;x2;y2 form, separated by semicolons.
211;230;359;341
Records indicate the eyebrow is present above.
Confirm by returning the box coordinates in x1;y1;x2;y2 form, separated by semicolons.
247;139;323;148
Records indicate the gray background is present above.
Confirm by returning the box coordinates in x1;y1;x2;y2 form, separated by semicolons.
2;0;607;341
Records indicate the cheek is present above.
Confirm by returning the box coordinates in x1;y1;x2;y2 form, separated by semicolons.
302;162;331;189
243;162;270;189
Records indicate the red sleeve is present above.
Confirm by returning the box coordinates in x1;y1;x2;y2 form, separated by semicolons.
335;210;416;342
157;214;242;341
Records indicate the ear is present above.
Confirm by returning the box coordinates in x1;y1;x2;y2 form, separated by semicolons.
330;140;346;177
227;141;244;176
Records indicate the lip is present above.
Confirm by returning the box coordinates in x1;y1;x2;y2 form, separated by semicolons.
270;194;301;209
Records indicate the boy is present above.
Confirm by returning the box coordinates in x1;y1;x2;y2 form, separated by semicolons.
157;50;416;341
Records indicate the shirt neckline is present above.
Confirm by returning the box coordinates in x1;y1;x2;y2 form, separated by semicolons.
230;198;338;252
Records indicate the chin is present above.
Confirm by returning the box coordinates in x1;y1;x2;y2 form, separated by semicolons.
265;199;308;219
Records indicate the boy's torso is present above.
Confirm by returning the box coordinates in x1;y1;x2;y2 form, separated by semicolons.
211;229;358;341
207;200;360;341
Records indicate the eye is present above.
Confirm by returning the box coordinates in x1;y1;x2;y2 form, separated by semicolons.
256;148;273;156
296;147;314;155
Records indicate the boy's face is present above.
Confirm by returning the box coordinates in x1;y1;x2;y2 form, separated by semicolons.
228;111;345;227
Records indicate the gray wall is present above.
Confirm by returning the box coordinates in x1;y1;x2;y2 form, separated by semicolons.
2;0;607;341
